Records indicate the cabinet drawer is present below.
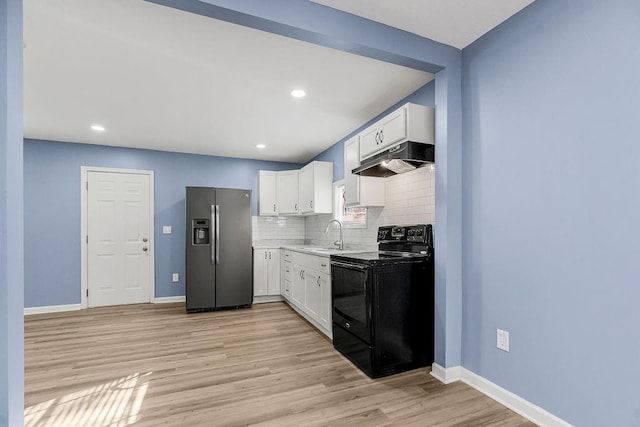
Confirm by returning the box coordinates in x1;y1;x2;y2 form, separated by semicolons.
318;258;330;274
282;261;292;281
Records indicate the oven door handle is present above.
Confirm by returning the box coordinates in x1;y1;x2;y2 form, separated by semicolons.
330;261;368;271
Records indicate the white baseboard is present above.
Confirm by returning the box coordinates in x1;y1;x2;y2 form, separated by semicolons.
24;303;82;316
152;296;185;304
430;365;571;426
253;295;285;304
430;363;461;384
460;368;572;427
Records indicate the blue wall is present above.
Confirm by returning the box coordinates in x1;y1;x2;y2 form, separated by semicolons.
461;1;640;425
0;0;24;424
24;139;300;307
313;81;436;181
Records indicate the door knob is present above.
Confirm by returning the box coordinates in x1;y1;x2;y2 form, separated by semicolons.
142;247;148;252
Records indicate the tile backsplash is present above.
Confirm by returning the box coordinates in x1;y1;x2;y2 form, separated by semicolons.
252;215;305;245
253;166;435;248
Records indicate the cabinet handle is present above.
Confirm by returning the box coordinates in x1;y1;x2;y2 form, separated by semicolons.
310;200;313;209
317;277;320;286
321;263;327;267
273;203;276;212
264;252;267;259
379;129;383;143
269;251;271;260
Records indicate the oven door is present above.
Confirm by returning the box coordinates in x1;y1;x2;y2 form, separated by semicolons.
331;260;372;344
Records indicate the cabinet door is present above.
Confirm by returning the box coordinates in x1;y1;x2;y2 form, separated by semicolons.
292;264;305;306
253;249;268;296
359;124;381;160
298;164;314;213
319;272;331;330
277;171;299;214
267;250;281;295
259;171;278;216
379;107;406;148
304;268;321;318
344;137;360;206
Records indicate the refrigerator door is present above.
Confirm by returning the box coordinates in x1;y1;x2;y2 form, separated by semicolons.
186;187;217;311
215;188;253;308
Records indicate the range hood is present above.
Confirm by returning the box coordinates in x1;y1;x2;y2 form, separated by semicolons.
352;141;435;178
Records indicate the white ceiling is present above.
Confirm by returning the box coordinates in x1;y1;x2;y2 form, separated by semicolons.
23;0;433;163
24;0;532;163
311;0;535;49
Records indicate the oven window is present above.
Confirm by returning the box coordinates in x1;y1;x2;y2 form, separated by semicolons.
332;264;367;324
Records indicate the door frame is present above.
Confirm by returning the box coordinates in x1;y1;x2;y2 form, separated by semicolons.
80;166;155;309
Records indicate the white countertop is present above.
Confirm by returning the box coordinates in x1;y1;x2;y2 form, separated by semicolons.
253;242;368;258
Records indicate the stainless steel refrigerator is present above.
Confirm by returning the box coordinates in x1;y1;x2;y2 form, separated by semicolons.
185;187;253;312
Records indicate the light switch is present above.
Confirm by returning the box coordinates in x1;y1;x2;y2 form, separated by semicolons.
163;226;172;234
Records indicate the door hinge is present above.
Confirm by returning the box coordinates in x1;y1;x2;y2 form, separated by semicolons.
86;289;89;297
86;181;88;190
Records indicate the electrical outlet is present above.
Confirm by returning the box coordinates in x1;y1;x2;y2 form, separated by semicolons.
497;329;510;352
163;226;172;234
172;273;179;283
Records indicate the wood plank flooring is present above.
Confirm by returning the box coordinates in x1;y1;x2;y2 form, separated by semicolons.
24;302;536;426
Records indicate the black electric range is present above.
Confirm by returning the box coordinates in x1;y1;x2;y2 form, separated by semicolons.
330;224;434;378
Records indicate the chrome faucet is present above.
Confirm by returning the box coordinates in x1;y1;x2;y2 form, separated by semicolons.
324;219;344;250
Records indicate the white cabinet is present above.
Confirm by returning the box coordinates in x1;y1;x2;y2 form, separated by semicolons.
359;103;435;161
304;269;321;318
258;163;331;216
281;250;292;299
292;262;305;306
286;250;332;337
253;248;280;297
344;136;385;207
298;161;333;215
258;171;278;216
318;272;331;330
277;170;299;214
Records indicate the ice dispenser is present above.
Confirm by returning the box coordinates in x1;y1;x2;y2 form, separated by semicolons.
192;219;210;245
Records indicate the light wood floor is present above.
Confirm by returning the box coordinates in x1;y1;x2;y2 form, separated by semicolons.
25;302;536;426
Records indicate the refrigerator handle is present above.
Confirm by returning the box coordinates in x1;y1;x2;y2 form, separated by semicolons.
215;205;220;264
210;205;216;265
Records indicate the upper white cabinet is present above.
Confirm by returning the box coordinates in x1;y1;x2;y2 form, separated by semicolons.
258;162;332;216
344;136;385;207
258;171;278;216
359;103;435;161
277;170;299;214
298;161;333;215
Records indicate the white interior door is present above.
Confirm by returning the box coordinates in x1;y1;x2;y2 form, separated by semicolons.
87;171;151;307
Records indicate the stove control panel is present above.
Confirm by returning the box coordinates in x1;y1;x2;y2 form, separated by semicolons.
377;224;430;243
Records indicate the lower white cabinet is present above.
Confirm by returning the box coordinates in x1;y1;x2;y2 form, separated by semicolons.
291;263;305;306
281;250;292;298
318;272;331;330
283;250;332;337
253;248;281;296
304;269;321;318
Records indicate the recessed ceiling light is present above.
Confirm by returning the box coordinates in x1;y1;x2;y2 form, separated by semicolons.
291;89;306;98
91;124;105;132
256;144;266;149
